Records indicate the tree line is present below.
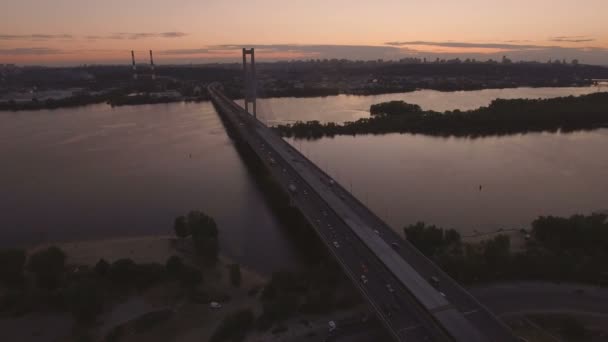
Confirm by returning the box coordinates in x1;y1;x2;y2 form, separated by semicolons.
275;92;608;139
403;213;608;285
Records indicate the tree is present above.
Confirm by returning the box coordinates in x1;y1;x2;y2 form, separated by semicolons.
173;216;189;239
27;246;66;290
230;264;242;287
94;259;110;276
0;248;26;288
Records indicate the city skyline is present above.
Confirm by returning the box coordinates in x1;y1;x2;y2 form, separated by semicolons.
2;0;607;65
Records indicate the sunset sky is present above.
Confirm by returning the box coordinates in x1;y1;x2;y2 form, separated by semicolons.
2;0;607;65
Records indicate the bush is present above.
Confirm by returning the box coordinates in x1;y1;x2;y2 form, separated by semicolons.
229;264;242;287
95;259;110;276
0;249;26;288
165;256;184;276
108;258;137;287
210;309;255;342
27;246;66;290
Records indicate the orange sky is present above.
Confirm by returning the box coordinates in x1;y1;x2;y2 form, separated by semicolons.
1;0;607;65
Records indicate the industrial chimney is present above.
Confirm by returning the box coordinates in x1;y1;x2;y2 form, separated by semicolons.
149;50;156;80
131;50;138;80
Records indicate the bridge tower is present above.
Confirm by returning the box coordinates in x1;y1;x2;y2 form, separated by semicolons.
242;48;256;118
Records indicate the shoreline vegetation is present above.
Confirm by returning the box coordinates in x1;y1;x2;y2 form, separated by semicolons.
404;213;608;286
275;92;608;139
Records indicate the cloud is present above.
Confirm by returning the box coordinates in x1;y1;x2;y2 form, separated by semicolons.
550;36;595;43
89;32;188;40
160;48;214;55
0;47;64;55
0;34;73;40
385;41;547;50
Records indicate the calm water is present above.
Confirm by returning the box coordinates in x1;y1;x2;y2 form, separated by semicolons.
287;131;608;235
0;102;302;273
253;86;602;125
2;86;607;265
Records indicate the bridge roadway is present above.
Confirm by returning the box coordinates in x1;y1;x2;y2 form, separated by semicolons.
209;83;519;342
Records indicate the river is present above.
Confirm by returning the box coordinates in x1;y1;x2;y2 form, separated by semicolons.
0;102;302;273
1;86;606;270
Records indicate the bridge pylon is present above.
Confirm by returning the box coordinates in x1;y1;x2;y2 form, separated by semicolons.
242;48;257;118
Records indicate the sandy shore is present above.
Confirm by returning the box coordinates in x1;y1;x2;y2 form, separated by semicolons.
28;235;178;266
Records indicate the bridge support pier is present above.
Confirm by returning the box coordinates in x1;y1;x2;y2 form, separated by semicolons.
242;48;256;118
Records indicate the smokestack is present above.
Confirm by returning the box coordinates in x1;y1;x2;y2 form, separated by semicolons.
149;50;156;80
131;50;138;80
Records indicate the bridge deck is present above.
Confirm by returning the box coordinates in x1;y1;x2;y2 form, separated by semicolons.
209;84;518;342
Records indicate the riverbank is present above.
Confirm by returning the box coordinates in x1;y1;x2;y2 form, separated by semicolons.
2;235;365;342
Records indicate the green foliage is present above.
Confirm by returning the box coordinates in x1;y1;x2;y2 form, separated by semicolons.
370;100;422;116
94;259;110;276
404;222;461;257
27;246;67;290
229;264;242;288
407;213;608;285
173;215;190;239
210;309;255;342
108;258;137;286
173;211;220;263
0;248;26;288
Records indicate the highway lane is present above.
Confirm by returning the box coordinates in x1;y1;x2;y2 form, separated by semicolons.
310;164;518;341
209;84;516;341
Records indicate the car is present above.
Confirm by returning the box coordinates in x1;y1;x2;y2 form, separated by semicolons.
333;241;340;248
303;190;308;196
439;291;446;297
209;302;222;309
430;276;440;286
374;229;380;235
391;242;400;249
386;284;394;293
360;275;368;284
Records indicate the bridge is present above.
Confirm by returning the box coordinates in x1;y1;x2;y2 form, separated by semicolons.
207;51;519;342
